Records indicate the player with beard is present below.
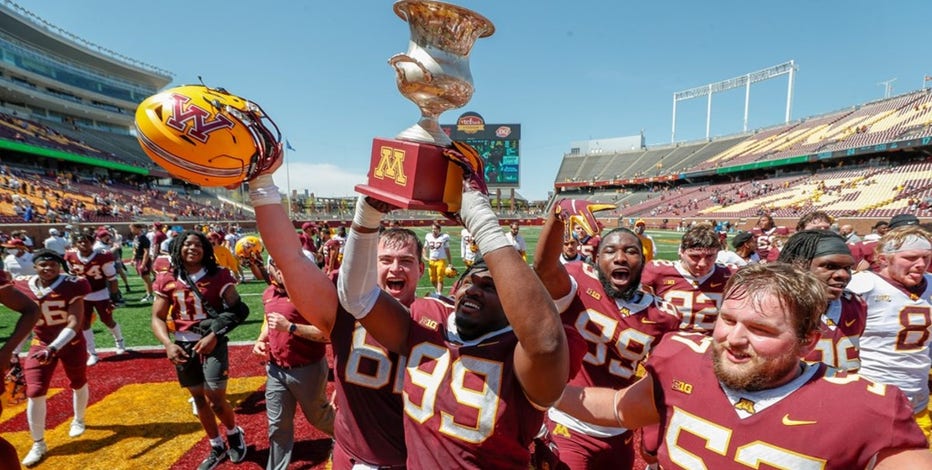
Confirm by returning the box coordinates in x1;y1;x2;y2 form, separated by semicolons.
751;214;789;262
641;224;734;333
534;203;680;470
777;230;866;371
338;188;581;468
847;224;932;440
558;263;932;469
14;250;91;467
250;173;427;468
65;228;125;366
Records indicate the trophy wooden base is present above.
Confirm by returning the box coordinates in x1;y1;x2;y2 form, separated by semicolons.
356;137;463;212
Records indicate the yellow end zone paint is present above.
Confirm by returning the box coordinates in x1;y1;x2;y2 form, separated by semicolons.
5;376;265;468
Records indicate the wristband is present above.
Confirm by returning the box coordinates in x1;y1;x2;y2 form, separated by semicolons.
248;174;282;207
353;196;384;229
48;327;77;351
460;190;510;255
288;323;297;335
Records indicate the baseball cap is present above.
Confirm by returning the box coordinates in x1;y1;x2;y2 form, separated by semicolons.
889;213;920;229
2;239;26;249
872;220;889;230
301;222;316;230
732;231;753;249
49;228;60;236
635;219;646;227
95;228;110;238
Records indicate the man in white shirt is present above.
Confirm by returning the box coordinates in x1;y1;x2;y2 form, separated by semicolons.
505;223;527;261
42;228;69;255
2;239;35;276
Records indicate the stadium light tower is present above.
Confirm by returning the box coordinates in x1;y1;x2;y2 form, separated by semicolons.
671;60;796;143
878;78;896;98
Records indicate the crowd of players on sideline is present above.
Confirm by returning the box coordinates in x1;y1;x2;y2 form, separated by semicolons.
2;184;932;468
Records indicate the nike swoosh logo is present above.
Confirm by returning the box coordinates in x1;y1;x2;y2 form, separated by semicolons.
710;282;723;288
844;319;856;327
781;414;817;426
640;318;658;324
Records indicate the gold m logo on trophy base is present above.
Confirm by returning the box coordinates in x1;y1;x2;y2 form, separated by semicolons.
357;138;463;212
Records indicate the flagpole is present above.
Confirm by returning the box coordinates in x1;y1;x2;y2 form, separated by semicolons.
285;142;293;220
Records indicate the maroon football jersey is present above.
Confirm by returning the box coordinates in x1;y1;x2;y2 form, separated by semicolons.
648;332;927;469
804;291;867;371
330;297;433;467
152;268;236;334
65;249;116;293
402;297;542;469
751;226;788;262
641;260;734;332
14;274;90;344
563;262;680;389
262;285;325;368
152;254;172;274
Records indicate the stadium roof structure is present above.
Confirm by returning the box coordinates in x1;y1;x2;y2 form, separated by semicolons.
0;2;172;89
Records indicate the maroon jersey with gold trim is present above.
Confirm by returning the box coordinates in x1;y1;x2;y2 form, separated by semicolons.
13;274;90;344
152;254;172;274
401;298;541;469
64;249;115;293
648;332;927;469
263;285;325;368
328;298;442;467
152;268;236;334
641;260;734;332
751;226;789;262
804;291;867;371
563;262;680;389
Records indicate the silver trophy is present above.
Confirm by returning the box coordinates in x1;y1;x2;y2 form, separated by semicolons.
390;0;494;146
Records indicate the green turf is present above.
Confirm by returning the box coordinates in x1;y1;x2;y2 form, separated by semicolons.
0;228;688;350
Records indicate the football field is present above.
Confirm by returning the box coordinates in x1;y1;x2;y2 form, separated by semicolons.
0;226;687;468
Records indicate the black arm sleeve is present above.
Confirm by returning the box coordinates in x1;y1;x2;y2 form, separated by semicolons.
209;299;250;337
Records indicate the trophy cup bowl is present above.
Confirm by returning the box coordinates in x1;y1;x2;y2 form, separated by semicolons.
357;0;494;212
390;0;494;146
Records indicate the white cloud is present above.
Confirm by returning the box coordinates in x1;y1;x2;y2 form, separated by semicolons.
273;161;367;198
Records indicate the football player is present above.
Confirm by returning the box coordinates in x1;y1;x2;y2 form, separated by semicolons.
559;263;932;469
65;228;125;366
848;224;932;440
14;250;91;467
751;214;789;262
0;260;39;469
641;224;734;333
150;231;249;469
422;222;452;295
93;227;132;293
251;174;424;468
534;202;680;469
777;230;865;371
337;188;580;468
130;223;154;302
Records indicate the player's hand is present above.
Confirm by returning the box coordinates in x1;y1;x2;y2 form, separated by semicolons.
554;199;614;238
363;197;398;214
166;343;189;364
31;347;55;365
266;312;289;332
252;340;268;357
194;333;218;355
0;350;12;378
445;141;487;195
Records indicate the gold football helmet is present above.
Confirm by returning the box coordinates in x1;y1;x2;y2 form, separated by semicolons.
135;85;282;187
234;235;264;259
444;265;458;278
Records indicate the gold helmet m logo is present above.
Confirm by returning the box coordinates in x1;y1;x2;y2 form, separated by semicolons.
373;146;408;186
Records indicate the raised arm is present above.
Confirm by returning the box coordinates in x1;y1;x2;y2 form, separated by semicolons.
337;197;411;354
462;189;569;407
249;174;339;336
533;203;572;299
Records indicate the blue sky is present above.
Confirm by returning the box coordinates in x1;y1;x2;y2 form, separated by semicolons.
25;0;932;200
